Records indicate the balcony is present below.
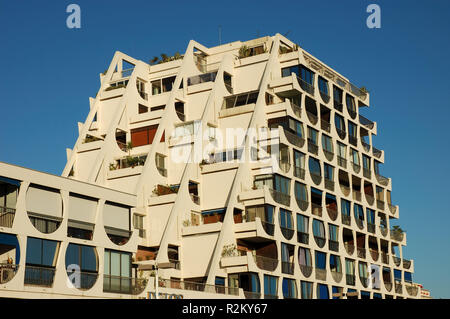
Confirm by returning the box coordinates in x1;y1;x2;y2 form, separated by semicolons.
357;247;366;259
337;156;347;169
307;139;319;155
380;225;388;237
384;281;393;292
291;102;302;119
300;265;313;277
388;204;397;214
306;111;318;126
297;231;309;244
331;270;343;283
334;100;343;112
381;252;389;264
244;291;262;299
352;163;361;174
324;178;334;192
297;77;315;96
327;206;338;221
323;149;334;162
280;226;294;240
104;275;148;295
361;141;371;152
0;263;19;284
336;127;346;140
341;214;351;226
344;243;355;255
294;167;306;179
187;71;217;86
269;189;290;207
395;283;403;294
190;194;200;205
349;136;358;147
159;278;238;296
355;217;364;229
253;255;278;272
315;268;327;281
352;189;362;202
363;168;371;179
405;283;419;297
403;259;412;269
314;236;326;248
0;206;15;228
24;265;56;287
377;200;385;210
284;129;305;149
310;172;322;185
281;261;294;275
365;193;375;205
328;240;339;252
369;248;379;261
372;147;382;158
393;256;401;267
359;115;374;130
311;203;322;217
320;120;331;133
376;174;389;186
346;274;356;286
367;222;376;234
390;229;405;242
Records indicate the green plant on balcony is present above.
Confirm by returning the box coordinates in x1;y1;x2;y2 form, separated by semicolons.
221;244;238;257
125;156;139;168
182;219;191;227
105;83;126;91
83;135;102;143
238;45;251;59
392;225;404;233
109;163;117;171
360;87;369;94
149;52;184;65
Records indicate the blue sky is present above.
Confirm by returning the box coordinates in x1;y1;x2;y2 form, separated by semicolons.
0;0;449;298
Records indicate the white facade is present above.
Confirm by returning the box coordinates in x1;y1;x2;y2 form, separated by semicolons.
0;33;421;299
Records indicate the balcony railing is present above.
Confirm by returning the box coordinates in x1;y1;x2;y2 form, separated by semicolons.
328;240;339;252
291;102;302;118
357;247;366;259
361;141;371;152
365;193;375;205
315;268;327;281
0;206;15;228
340;184;350;196
352;162;361;174
310;172;322;185
346;274;356;286
390;229;405;241
395;283;403;294
384;281;393;292
314;236;326;248
352;189;362;202
269;189;290;207
355;217;364;229
187;71;217;86
372;147;382;158
334;101;343;112
320;120;331;133
138;91;148;101
337;156;347;168
405;283;419;297
300;265;313;277
297;231;309;244
244;291;262;299
190;193;200;205
359;115;374;129
381;252;389;264
341;214;351;226
297;77;315;95
380;225;388;237
281;261;294;275
367;222;376;234
347;108;357;119
307;139;319;155
169;259;181;270
393;256;401;266
280;226;294;240
157;167;167;177
294;167;306;179
369;248;379;261
261;221;275;236
284;129;305;149
331;270;343;283
323;149;334;161
306;111;318;125
349;135;358;147
253;255;278;272
403;259;412;269
376;174;389;186
344;243;355;255
377;200;385;210
159;278;238;296
0;264;19;284
311;203;322;217
176;111;186;122
327;206;338;220
336;127;346;139
388;204;397;214
296;198;308;211
319;90;330;103
104;275;148;295
24;265;56;287
363;168;371;179
324;178;334;191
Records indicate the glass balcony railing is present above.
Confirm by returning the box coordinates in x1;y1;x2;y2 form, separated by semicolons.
0;206;15;228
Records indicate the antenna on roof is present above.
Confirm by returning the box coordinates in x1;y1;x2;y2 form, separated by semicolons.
218;25;222;45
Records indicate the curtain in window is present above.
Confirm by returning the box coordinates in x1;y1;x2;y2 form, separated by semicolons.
346;259;355;275
337;142;346;158
299;248;311;266
295;182;307;202
312;219;325;238
301;281;313;299
315;251;326;269
341;199;351;216
279;209;292;229
329;224;338;241
297;214;308;233
317;284;329;299
330;255;341;272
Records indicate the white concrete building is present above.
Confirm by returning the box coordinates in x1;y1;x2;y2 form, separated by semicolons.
0;33;421;299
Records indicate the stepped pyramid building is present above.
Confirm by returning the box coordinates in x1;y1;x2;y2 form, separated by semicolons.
0;33;421;299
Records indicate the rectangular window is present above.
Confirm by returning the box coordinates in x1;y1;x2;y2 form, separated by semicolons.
274;175;290;195
297;214;308;233
322;135;333;153
333;86;343;103
337;142;346;158
315;251;326;269
318;77;328;95
131;125;164;147
301;281;313;299
307;127;318;144
293;150;305;170
264;275;278;298
341;199;351;216
279;208;293;229
300;66;314;85
324;164;334;180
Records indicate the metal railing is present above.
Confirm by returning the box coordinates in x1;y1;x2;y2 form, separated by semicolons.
187;71;217;86
372;147;382;158
403;259;412;269
121;68;134;78
355;217;364;229
103;275;148;295
324;178;335;191
314;236;326;247
158;278;238;296
357;247;366;259
176;111;186;122
0;206;15;228
24;265;56;287
395;283;403;294
381;252;389;264
340;184;350;195
365;193;375;204
337;156;347;168
341;214;351;226
307;139;319;155
0;264;19;284
334;101;343;112
297;77;315;95
329;240;339;252
300;265;313;277
157;167;167;177
405;283;418;296
352;162;361;174
284;129;305;148
291;102;302;118
310;171;322;184
349;135;358;147
306;111;318;125
190;194;200;205
261;221;275;236
344;243;355;255
321;120;331;132
346;274;356;286
281;261;294;275
225;83;233;94
66;271;98;290
138;91;148;101
327;206;338;220
296;198;308;211
363;168;371;179
294;166;306;179
331;270;343;283
280;226;294;239
377;200;385;210
361;140;371;152
269;189;290;206
253;255;278;272
352;189;362;202
359;115;374;129
369;248;379;261
376;174;389;186
169;259;181;270
319;91;330;104
389;204;397;214
393;256;401;266
244;291;261;299
380;226;388;237
347;108;357;119
311;203;322;217
315;268;327;281
367;222;376;234
297;231;309;244
390;229;405;241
